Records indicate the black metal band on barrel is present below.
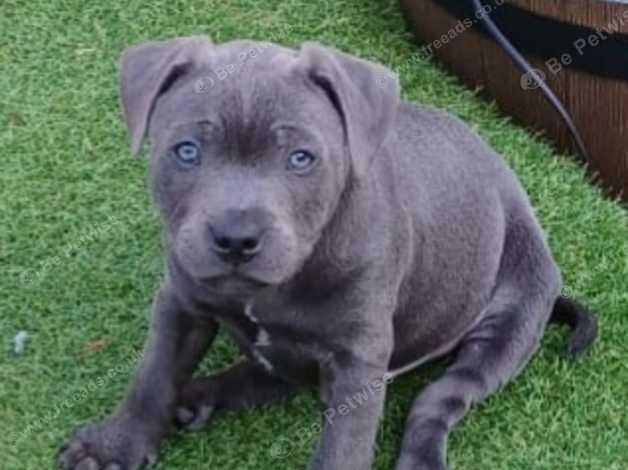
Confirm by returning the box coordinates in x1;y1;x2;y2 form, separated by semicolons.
433;0;628;82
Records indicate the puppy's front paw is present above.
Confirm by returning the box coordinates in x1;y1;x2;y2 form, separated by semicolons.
58;416;160;470
174;377;217;432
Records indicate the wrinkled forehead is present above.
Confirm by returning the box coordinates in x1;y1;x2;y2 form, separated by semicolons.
149;42;332;143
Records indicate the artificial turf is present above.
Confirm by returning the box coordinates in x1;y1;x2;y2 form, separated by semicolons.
1;0;627;469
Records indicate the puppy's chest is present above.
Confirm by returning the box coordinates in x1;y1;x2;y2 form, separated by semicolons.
219;303;321;385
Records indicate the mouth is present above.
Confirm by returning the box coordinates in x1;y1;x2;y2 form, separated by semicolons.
200;271;272;291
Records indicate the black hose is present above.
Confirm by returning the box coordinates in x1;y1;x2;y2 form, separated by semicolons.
472;0;591;164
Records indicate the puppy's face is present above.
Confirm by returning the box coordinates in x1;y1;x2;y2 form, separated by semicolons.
148;47;348;292
119;37;399;297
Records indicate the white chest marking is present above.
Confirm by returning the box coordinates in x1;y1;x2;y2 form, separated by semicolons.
245;303;273;372
244;303;259;323
252;349;274;372
255;328;272;347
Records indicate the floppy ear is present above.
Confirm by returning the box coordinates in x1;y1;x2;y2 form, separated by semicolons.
119;35;213;155
299;43;400;179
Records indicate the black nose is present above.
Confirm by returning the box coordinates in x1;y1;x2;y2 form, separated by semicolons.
210;210;264;264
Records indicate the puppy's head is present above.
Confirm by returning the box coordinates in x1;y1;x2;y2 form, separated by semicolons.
119;36;398;295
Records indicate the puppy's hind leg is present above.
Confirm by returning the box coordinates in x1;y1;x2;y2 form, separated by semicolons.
395;295;555;470
395;219;564;470
175;360;299;431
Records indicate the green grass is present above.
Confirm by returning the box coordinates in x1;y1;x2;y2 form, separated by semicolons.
1;1;627;469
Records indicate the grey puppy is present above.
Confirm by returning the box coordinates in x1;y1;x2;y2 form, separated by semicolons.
59;36;598;470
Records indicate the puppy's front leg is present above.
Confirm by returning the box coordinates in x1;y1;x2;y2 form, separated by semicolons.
309;346;391;470
59;280;218;470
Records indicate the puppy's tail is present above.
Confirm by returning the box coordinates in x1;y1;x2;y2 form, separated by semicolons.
550;295;598;356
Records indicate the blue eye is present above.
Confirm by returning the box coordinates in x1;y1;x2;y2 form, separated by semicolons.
287;150;317;173
174;141;201;166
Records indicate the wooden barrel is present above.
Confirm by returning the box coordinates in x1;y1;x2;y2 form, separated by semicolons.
400;0;628;201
